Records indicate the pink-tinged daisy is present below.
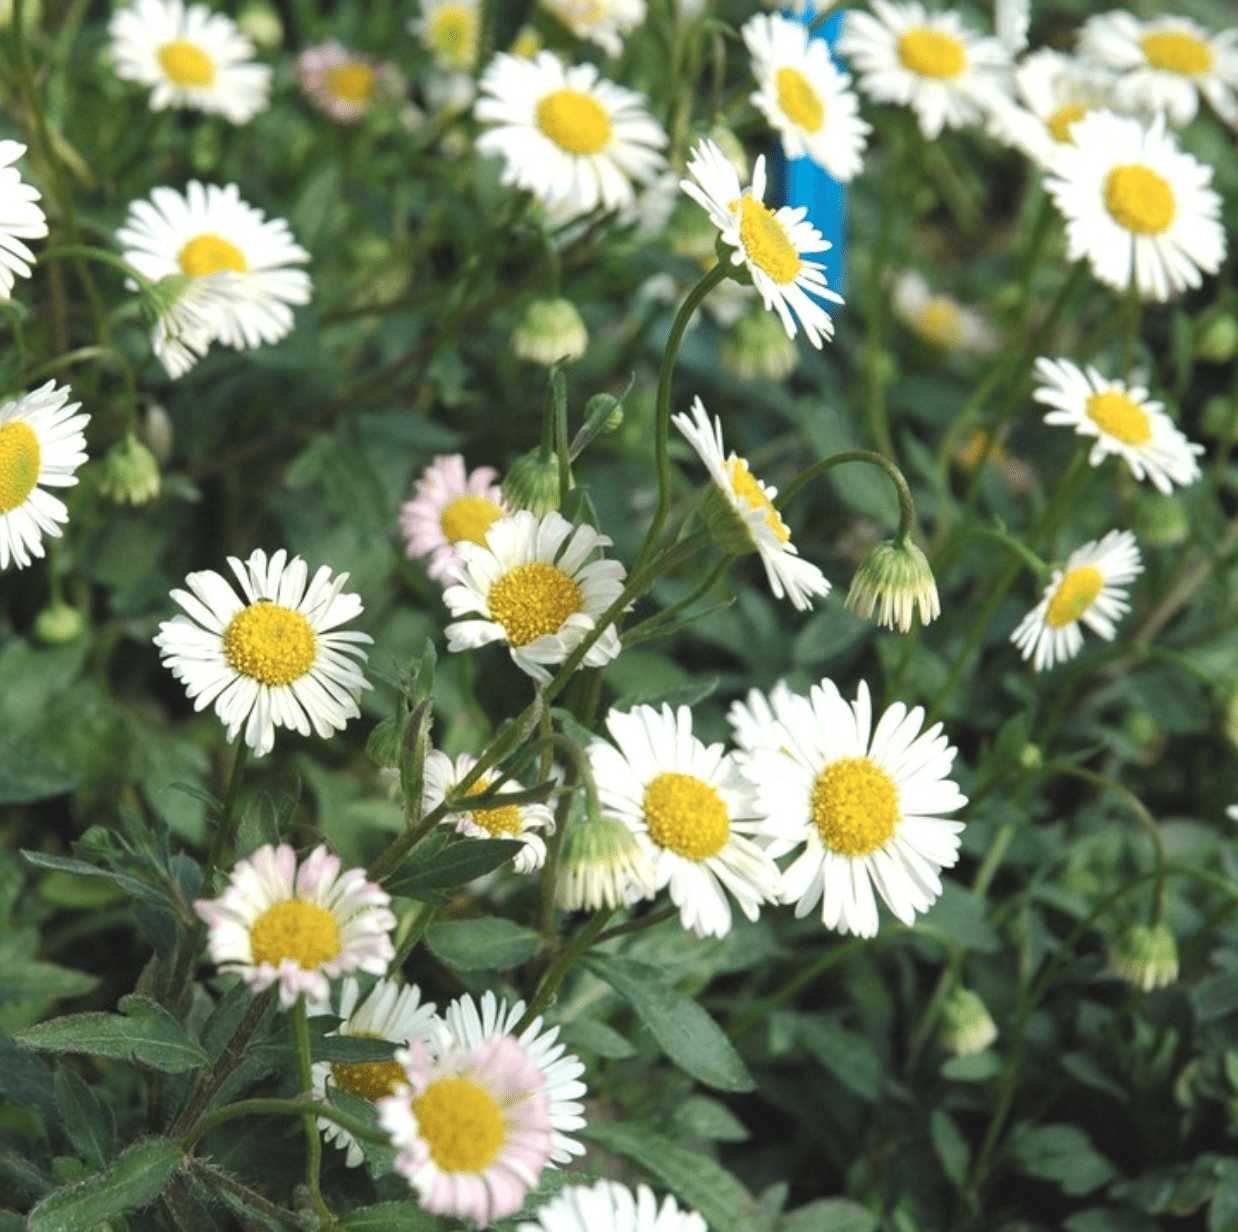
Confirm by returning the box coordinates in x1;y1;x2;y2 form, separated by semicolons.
0;141;47;300
400;454;508;584
295;41;403;124
517;1179;708;1232
194;843;397;1010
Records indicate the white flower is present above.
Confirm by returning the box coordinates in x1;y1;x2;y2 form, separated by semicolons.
443;509;626;685
681;138;842;348
743;13;870;182
994;0;1030;54
518;1179;708;1232
1010;529;1143;671
1044;109;1225;303
587;704;782;939
475;51;667;219
411;0;482;72
1033;357;1203;493
837;0;1013;140
194;843;397;1010
890;269;999;353
109;0;271;124
672;397;829;611
0;141;47;300
733;679;967;938
0;382;88;572
541;0;646;58
154;548;372;757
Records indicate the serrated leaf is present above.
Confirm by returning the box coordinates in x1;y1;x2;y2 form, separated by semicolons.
382;838;524;899
309;1031;398;1065
54;1067;113;1170
424;918;541;972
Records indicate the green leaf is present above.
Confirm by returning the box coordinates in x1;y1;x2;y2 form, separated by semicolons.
26;1138;182;1232
424;918;541;972
340;1203;442;1232
930;1109;970;1189
1212;1169;1238;1232
0;932;97;1006
1009;1123;1120;1196
941;1051;1001;1082
309;1030;398;1065
559;1018;638;1059
917;879;1001;954
0;748;76;803
1064;1207;1159;1232
672;1095;751;1142
21;849;163;907
778;1198;878;1232
582;954;754;1092
16;995;208;1073
382;838;525;901
796;1018;883;1101
54;1067;113;1171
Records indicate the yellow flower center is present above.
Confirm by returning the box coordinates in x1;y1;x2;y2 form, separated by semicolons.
776;66;825;133
0;421;41;514
413;1077;505;1173
332;1034;407;1102
179;234;248;278
487;562;582;647
1140;30;1213;76
1045;566;1103;628
812;758;899;857
430;6;477;62
954;427;1004;473
726;457;790;543
737;195;801;286
462;778;523;837
1047;103;1089;144
249;899;342;968
916;296;964;349
223;600;318;686
1085;391;1152;445
897;28;966;79
158;40;215;87
440;494;504;547
325;62;377;105
1103;165;1175;236
643;771;730;861
536;89;611;155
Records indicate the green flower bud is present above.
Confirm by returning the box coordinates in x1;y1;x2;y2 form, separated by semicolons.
1196;311;1238;364
1109;922;1178;992
556;808;658;912
938;986;997;1057
845;539;940;632
1018;742;1043;771
366;715;403;769
34;602;85;646
502;449;562;515
237;0;283;50
721;308;799;383
98;434;161;506
511;298;588;366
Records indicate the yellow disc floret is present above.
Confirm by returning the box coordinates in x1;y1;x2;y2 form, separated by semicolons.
223;600;318;686
326;62;377;105
776;67;825;133
158;40;215;87
179;233;248;277
1103;165;1175;235
1140;30;1213;76
643;771;730;861
1046;567;1103;628
487;562;582;647
536;89;611;155
916;296;964;350
332;1033;407;1102
430;6;478;66
414;1077;505;1173
250;899;342;968
1085;391;1152;445
0;421;41;514
1047;103;1088;144
726;458;790;543
737;195;801;286
462;778;523;837
897;28;966;80
811;757;899;857
440;495;504;547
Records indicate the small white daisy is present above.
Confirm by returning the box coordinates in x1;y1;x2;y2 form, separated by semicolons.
194;843;397;1010
517;1179;708;1232
540;0;646;58
890;269;999;354
411;0;482;73
734;678;967;938
1033;357;1203;493
837;0;1013;141
0;141;47;300
743;13;870;182
312;977;439;1165
1044;109;1225;303
108;0;271;124
681;138;842;348
295;41;403;125
587;704;782;939
443;509;626;686
1010;529;1143;671
0;382;88;572
672;397;830;612
475;51;668;218
154;548;372;757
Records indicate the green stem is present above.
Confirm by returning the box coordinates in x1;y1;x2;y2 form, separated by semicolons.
729;938;868;1038
515;907;616;1033
970;823;1016;900
594;904;679;944
181;1094;387;1154
952;524;1049;578
621;555;733;647
202;741;250;891
291;996;328;1219
37;243;157;294
778;449;917;544
1121;281;1143;376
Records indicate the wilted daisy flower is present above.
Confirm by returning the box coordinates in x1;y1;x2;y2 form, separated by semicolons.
555;806;659;911
541;0;646;58
673;398;829;611
1033;357;1203;493
378;1035;553;1223
400;454;508;585
117;182;312;376
1108;921;1179;991
588;704;782;939
743;14;870;182
518;1179;708;1232
1044;110;1225;303
0;382;88;572
845;539;941;632
412;0;482;72
194;843;397;1010
312;977;439;1165
1010;529;1143;671
443;509;626;685
735;678;967;938
154;548;372;756
295;41;402;124
423;750;554;873
109;0;271;124
475;52;668;218
890;269;999;354
0;141;47;300
837;0;1012;141
1079;12;1238;130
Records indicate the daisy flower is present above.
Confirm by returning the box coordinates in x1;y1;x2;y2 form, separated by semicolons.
672;397;829;612
555;806;659;911
1044;110;1225;303
587;703;782;939
1033;357;1203;493
108;0;271;124
845;539;941;632
681;138;843;348
837;0;1013;141
1010;529;1143;671
154;548;372;757
517;1179;708;1232
0;141;47;300
443;509;626;685
743;14;870;183
994;0;1030;54
475;51;668;218
194;843;397;1010
1078;12;1238;130
411;0;481;72
400;454;508;585
541;0;646;58
312;977;439;1165
890;269;999;354
117;182;312;377
423;750;554;873
295;41;403;124
735;678;967;938
0;383;88;572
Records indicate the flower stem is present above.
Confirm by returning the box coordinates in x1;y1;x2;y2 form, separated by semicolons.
516;906;616;1033
728;938;868;1038
290;996;329;1219
778;449;917;545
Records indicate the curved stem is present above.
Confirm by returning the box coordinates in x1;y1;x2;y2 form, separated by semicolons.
778;449;917;544
180;1095;387;1154
621;554;733;647
594;905;680;944
37;244;156;294
515;906;616;1033
952;524;1049;578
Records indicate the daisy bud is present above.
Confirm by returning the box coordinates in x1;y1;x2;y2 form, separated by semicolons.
1109;922;1179;992
366;714;403;770
721;308;799;383
99;434;161;506
236;0;283;50
938;987;998;1057
502;448;563;515
34;602;85;646
511;297;589;366
1196;311;1238;365
845;539;941;632
555;806;658;912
